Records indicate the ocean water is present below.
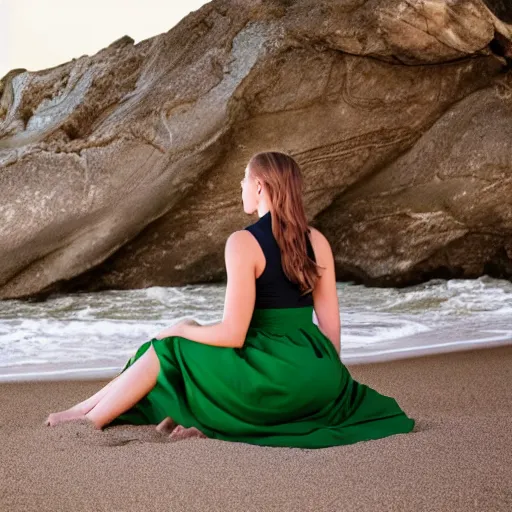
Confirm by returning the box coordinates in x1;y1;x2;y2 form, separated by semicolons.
0;275;511;382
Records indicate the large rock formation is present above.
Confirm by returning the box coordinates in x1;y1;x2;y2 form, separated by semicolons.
0;0;511;299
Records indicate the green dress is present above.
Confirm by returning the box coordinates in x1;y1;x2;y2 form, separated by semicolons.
108;305;415;448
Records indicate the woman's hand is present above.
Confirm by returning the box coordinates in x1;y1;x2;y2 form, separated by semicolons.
154;318;200;340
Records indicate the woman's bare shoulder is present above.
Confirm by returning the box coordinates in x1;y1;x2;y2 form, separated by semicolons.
308;226;330;247
307;226;333;263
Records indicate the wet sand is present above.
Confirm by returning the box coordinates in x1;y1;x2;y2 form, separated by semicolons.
1;344;511;511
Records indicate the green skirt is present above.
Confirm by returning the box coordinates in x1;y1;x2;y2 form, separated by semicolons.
108;306;415;448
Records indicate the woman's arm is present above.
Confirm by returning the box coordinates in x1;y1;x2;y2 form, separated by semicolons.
176;321;243;348
156;230;256;349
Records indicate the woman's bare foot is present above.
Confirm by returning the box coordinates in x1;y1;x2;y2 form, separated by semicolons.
45;408;86;426
169;425;207;441
156;417;177;435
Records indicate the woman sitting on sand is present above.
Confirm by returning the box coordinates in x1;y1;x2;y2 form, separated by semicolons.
46;151;415;448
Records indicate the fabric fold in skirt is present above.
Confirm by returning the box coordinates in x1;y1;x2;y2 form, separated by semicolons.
107;305;415;448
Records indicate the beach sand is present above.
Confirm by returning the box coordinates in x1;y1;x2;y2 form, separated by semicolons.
1;345;511;511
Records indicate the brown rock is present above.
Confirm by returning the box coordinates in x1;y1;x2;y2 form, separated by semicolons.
0;0;511;299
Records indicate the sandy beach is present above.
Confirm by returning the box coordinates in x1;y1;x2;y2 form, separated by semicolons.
1;344;511;512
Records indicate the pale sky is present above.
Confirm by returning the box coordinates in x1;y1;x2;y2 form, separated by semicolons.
1;0;209;78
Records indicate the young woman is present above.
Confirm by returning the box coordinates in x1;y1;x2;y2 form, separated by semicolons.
46;151;415;448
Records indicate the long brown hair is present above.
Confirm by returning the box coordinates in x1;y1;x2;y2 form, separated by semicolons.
248;151;324;295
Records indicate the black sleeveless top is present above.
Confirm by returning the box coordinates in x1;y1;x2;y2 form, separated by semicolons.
244;210;316;309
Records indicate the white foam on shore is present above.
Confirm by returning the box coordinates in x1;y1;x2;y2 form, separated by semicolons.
2;325;511;382
0;366;122;382
1;276;512;381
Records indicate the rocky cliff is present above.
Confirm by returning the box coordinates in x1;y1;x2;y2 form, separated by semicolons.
0;0;511;299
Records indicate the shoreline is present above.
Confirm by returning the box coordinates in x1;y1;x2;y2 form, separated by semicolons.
1;344;511;511
2;333;511;383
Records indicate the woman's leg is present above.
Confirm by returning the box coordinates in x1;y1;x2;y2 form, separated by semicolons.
85;344;161;429
46;375;122;426
46;344;207;440
47;344;161;428
70;376;121;413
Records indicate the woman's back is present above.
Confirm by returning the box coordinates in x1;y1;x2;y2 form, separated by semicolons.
244;210;341;352
244;210;316;309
